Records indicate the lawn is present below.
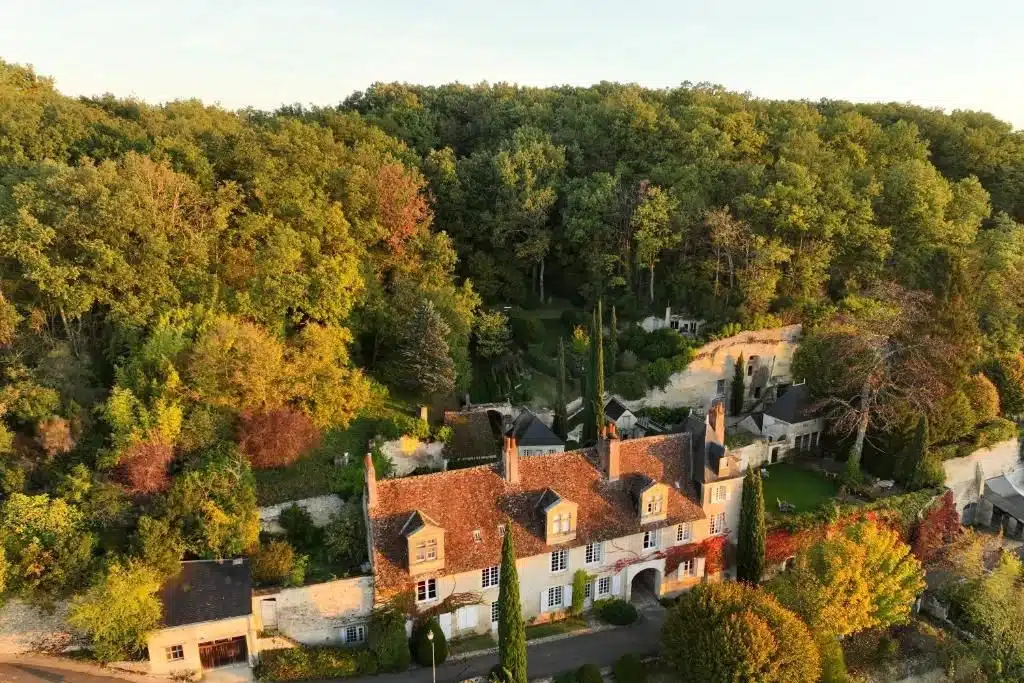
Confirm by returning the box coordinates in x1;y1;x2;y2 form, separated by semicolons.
761;462;839;514
525;617;588;641
448;633;496;655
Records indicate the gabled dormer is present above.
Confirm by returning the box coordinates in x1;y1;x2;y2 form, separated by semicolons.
632;475;669;524
537;488;578;545
402;510;445;576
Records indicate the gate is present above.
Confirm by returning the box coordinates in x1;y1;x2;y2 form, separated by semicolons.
198;636;248;669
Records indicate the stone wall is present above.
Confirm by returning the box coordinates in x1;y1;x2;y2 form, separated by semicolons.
943;437;1022;523
259;494;344;534
253;576;374;645
0;598;75;655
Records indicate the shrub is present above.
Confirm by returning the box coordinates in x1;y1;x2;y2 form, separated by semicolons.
238;408;321;470
434;425;453;444
323;503;368;574
595;598;637;625
612;653;646;683
410;617;448;667
963;373;1000;421
279;504;320;553
369;608;411;672
576;663;603;683
252;540;297;586
618;349;638;371
509;313;544;348
645;358;675;389
612;371;647;400
254;645;372;681
570;570;588;616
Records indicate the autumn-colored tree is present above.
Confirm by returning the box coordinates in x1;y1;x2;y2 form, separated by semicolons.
985;353;1024;416
963;372;1001;421
36;416;75;458
287;324;373;429
114;440;175;494
68;560;162;662
373;162;430;253
768;519;924;638
662;582;820;683
237;407;321;469
911;490;963;564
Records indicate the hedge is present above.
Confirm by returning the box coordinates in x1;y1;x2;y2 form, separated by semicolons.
932;418;1019;461
254;645;378;681
594;598;638;625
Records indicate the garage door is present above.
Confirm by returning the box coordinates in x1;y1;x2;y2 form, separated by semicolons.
198;636;248;670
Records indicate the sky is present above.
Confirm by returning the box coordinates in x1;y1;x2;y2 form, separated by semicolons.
2;0;1022;128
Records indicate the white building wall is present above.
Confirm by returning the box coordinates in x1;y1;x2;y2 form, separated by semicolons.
943;438;1021;519
630;326;802;411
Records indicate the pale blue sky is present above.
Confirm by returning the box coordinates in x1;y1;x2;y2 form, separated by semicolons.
2;0;1022;127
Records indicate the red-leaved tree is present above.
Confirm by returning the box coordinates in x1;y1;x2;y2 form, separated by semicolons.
238;407;322;470
911;490;962;564
115;440;174;494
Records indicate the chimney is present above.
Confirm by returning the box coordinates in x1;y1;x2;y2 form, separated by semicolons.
503;436;520;485
708;400;726;445
601;423;621;481
364;452;378;509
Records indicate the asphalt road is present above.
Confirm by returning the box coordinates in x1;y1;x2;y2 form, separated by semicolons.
341;607;665;683
0;662;136;683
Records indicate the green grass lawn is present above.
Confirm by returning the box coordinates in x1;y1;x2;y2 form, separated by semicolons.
525;617;588;641
761;462;839;514
448;633;496;655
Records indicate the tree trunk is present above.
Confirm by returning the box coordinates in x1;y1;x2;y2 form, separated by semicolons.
539;258;545;304
849;381;872;469
649;264;655;302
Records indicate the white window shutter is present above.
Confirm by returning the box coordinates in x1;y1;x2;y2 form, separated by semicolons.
341;628;347;644
696;557;707;578
612;575;622;597
439;612;453;639
540;590;548;613
404;619;413;638
564;584;572;608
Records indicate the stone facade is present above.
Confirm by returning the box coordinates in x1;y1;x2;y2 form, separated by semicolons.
0;599;74;655
253;576;374;645
942;437;1021;524
146;615;257;678
259;494;344;534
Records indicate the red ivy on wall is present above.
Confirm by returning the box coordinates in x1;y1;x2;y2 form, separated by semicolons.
911;490;962;564
662;537;730;575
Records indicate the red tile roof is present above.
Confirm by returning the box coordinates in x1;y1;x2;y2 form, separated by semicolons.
368;434;705;598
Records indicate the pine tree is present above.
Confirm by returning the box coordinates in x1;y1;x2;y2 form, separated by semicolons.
737;467;766;584
609;305;618;372
554;339;569;439
899;415;930;488
731;353;745;415
594;299;606;437
398;300;456;400
497;524;527;683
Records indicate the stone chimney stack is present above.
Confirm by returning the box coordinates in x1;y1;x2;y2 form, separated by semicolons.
708;400;726;445
600;423;621;481
364;452;378;509
503;436;520;485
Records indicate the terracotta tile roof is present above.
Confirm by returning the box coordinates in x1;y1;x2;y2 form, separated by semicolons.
368;433;704;598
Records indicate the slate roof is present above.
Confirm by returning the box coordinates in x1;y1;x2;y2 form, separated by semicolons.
508;410;564;448
749;412;765;431
368;433;704;598
159;560;252;628
685;415;741;485
765;383;815;424
984;475;1024;522
604;397;631;422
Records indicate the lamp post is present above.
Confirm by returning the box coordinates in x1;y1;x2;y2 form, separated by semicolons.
427;628;436;683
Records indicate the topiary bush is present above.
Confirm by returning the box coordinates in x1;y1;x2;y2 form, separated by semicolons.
595;598;638;625
410;617;448;667
576;663;603;683
612;653;646;682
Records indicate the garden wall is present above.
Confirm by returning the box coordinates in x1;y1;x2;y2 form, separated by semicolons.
0;598;75;655
253;576;374;645
942;437;1021;522
259;494;345;534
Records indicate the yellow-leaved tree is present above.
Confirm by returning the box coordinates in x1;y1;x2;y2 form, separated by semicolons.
69;560;163;662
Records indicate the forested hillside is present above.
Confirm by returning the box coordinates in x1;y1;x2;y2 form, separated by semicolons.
2;59;1024;647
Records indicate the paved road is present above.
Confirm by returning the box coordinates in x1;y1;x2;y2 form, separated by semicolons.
341;608;665;683
0;663;136;683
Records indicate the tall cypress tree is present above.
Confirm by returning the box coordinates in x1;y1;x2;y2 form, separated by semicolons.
594;299;606;437
582;310;597;444
609;305;619;372
497;524;527;683
737;466;766;584
900;414;930;488
554;339;569;439
730;353;746;415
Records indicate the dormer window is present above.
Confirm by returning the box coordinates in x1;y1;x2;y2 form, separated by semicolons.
646;494;664;515
498;524;506;538
552;512;572;535
402;510;445;575
538;488;578;545
635;478;668;524
473;529;482;543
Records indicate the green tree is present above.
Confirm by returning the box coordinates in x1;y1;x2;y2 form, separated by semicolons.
632;184;680;302
394;300;456;400
68;560;162;662
475;310;511;360
730;354;745;416
662;582;820;683
608;306;618;371
570;569;588;617
593;300;606;437
736;467;765;583
497;523;527;683
132;515;185;578
554;339;569;440
898;415;930;488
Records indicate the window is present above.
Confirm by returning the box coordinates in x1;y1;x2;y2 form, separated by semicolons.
491;602;500;623
753;386;762;399
585;542;603;565
710;512;726;536
481;565;500;589
550;549;568;573
643;529;658;550
716;379;726;395
678;559;695;578
547;585;564;610
712;485;727;503
165;645;184;661
552;512;571;534
416;578;437;602
498;523;506;538
646;494;663;514
597;576;612;597
473;529;482;543
676;523;692;543
344;625;366;644
584;581;593;599
415;538;437;563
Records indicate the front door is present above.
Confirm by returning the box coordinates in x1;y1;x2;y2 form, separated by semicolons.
198;636;248;669
771;447;779;463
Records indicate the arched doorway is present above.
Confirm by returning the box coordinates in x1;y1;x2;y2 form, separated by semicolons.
629;567;661;607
